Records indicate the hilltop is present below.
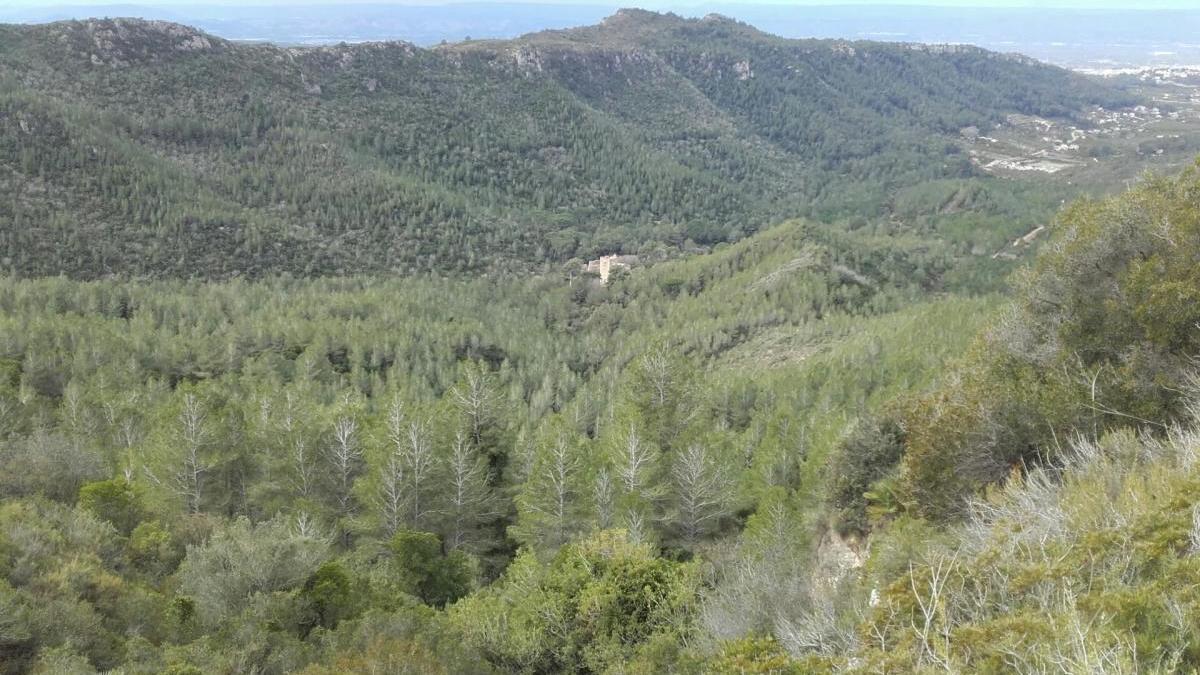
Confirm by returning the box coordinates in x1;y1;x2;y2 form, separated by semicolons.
0;11;1133;278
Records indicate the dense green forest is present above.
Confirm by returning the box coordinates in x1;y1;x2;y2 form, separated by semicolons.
0;209;993;672
0;10;1131;278
4;156;1200;671
4;7;1200;674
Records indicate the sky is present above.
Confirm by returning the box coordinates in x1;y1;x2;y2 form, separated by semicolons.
3;0;1198;7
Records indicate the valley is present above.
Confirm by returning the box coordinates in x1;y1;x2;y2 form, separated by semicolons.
965;69;1200;183
2;7;1200;675
0;11;1133;279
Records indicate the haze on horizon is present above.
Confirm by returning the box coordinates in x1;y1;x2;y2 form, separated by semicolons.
3;0;1199;69
3;0;1198;7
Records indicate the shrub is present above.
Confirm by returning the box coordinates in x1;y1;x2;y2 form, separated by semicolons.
78;479;145;536
827;413;905;535
177;516;328;625
299;561;358;632
389;530;472;608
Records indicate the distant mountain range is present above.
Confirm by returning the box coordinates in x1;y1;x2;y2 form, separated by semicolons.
0;10;1133;278
2;4;1200;68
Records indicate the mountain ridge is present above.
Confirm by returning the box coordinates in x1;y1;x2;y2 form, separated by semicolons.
0;11;1134;278
7;11;1048;70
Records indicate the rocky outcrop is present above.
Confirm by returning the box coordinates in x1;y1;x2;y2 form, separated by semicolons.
52;19;222;67
810;528;866;596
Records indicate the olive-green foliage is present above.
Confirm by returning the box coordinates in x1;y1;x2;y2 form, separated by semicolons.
298;562;358;632
451;530;700;673
898;161;1200;520
0;430;105;503
704;636;813;674
0;499;154;672
30;643;98;675
78;478;146;535
0;208;1022;672
389;531;473;608
827;414;906;536
0;134;1197;675
853;426;1200;673
177;515;329;625
128;520;182;579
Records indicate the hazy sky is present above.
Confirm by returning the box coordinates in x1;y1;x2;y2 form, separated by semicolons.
4;0;1198;7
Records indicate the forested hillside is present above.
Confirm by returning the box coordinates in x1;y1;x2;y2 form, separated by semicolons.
0;10;1131;278
0;200;998;671
5;5;1198;673
2;155;1199;671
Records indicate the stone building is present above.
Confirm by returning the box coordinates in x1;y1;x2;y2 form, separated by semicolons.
584;254;638;283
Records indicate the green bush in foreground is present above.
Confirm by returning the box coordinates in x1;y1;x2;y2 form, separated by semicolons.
898;162;1200;520
451;530;700;673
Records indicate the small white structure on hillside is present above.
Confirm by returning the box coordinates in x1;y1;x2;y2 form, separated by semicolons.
584;254;638;283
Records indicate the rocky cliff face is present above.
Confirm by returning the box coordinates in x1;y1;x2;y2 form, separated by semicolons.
55;19;220;68
810;527;866;595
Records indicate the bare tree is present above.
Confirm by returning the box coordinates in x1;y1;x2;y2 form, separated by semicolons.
516;433;582;549
1189;503;1200;554
60;381;93;453
175;393;210;514
377;452;406;536
376;398;408;535
672;443;732;544
257;396;273;427
326;416;362;516
102;390;144;464
105;392;144;482
443;430;495;550
0;395;18;440
639;346;674;408
293;511;326;541
593;467;615;529
616;426;657;497
624;507;649;544
698;501;815;646
547;437;579;547
384;396;406;456
612;424;665;530
116;413;142;452
451;364;501;450
774;592;859;657
404;417;438;528
292;436;316;499
278;391;300;434
16;379;34;406
908;552;959;672
377;398;440;533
